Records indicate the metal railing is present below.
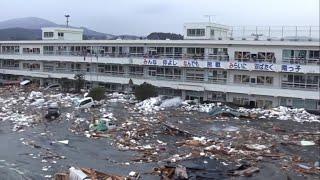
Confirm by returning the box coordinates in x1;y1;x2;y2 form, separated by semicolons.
282;57;320;65
228;26;320;41
1;65;319;92
281;82;319;91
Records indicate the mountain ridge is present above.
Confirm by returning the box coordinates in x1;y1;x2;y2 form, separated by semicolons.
0;17;183;40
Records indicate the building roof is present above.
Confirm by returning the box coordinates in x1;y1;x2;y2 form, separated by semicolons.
41;27;84;33
0;39;318;47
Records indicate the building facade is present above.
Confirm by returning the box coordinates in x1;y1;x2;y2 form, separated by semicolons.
0;23;319;110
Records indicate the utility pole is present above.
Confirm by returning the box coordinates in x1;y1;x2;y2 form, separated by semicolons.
65;14;70;28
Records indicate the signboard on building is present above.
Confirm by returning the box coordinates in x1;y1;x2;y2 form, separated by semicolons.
207;61;221;68
134;58;315;74
254;63;275;71
281;64;301;72
228;62;247;70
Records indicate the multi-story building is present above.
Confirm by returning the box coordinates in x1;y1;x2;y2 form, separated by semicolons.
0;23;319;110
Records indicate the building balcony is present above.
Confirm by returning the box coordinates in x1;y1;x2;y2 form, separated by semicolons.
282;57;320;65
0;53;319;74
0;67;318;100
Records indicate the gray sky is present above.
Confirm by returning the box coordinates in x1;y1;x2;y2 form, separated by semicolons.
1;0;319;35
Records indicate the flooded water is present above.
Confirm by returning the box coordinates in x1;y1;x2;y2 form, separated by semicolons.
0;91;319;179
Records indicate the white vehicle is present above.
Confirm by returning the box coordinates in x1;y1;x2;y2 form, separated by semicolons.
76;97;95;109
44;84;61;91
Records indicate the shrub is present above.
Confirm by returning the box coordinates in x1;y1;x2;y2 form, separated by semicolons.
88;86;106;101
60;78;72;92
74;73;85;93
134;82;158;101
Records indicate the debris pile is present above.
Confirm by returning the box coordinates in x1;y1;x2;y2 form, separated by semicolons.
238;106;320;122
0;87;319;179
107;92;135;103
55;167;130;180
0;87;79;131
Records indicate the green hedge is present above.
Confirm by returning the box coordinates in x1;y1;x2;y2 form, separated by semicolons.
134;82;158;101
88;86;106;101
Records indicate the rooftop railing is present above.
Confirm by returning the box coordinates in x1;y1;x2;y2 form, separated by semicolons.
227;26;320;41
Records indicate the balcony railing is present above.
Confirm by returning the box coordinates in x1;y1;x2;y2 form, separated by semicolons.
281;82;319;91
282;57;320;65
1;66;319;94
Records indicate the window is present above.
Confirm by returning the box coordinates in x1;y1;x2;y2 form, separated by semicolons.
102;64;124;75
208;48;229;61
256;100;273;108
257;76;265;85
234;74;250;84
44;32;54;38
309;50;320;59
186;69;204;82
207;91;226;101
210;29;215;36
43;46;54;54
282;50;307;64
147;67;181;80
1;46;20;54
148;67;157;76
266;52;275;62
129;66;144;76
2;59;18;68
257;76;273;85
187;29;205;36
242;75;250;83
266;77;273;85
208;70;227;83
58;32;64;37
235;51;250;61
187;48;205;59
210;48;228;55
22;63;40;70
308;50;320;64
43;63;54;72
233;97;250;106
282;74;319;90
234;75;242;83
174;47;182;58
22;48;40;54
129;47;144;56
148;47;174;57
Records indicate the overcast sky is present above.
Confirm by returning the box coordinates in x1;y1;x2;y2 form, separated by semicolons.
0;0;319;35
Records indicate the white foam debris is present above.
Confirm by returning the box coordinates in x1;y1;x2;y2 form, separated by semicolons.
181;102;216;113
181;101;319;123
135;96;162;114
107;92;135;103
0;90;81;131
238;106;320;123
300;140;316;146
245;144;268;150
135;96;319;122
28;91;43;99
160;97;183;108
135;96;184;114
30;98;45;106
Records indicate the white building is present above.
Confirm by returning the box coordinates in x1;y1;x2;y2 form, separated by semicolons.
0;23;319;110
41;27;83;41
